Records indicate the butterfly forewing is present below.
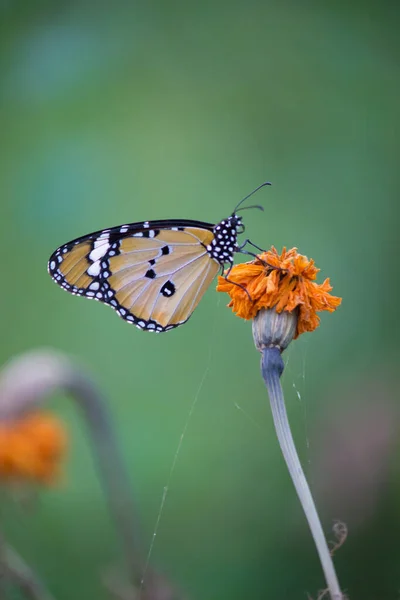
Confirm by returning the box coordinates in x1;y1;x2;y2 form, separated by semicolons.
48;220;224;332
140;253;218;328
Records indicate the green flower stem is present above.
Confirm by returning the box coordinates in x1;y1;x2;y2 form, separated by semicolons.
261;347;343;600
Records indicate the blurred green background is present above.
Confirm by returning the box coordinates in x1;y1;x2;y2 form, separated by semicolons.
1;1;399;598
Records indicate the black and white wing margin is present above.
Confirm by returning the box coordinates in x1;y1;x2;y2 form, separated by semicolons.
48;220;222;332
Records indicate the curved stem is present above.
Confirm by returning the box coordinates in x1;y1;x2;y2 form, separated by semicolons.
0;351;142;584
0;535;56;600
65;371;143;581
261;347;343;600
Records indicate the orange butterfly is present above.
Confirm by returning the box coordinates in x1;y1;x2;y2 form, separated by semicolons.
48;183;270;332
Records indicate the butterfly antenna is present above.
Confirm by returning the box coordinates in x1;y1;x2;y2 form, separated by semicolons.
235;204;264;213
233;181;271;214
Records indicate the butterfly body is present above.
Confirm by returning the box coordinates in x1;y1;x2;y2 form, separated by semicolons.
48;214;244;332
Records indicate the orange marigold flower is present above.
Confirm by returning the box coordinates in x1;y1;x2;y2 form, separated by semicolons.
0;412;67;485
217;247;341;338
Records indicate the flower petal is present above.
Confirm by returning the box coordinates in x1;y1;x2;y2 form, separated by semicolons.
217;247;341;337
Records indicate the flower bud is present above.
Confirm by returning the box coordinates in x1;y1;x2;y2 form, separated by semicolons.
252;307;298;353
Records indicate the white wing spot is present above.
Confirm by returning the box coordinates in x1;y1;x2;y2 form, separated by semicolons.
89;281;100;291
89;243;110;262
133;232;144;237
88;261;101;276
50;260;56;270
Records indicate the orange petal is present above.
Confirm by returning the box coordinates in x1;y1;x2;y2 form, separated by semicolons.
217;247;342;337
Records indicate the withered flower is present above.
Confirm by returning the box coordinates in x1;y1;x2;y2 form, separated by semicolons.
217;246;341;338
217;247;344;600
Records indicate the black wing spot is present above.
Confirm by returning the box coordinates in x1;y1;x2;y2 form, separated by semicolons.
161;245;170;256
145;269;156;279
160;280;176;297
149;259;156;266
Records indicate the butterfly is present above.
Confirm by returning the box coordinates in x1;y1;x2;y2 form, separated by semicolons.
48;182;270;333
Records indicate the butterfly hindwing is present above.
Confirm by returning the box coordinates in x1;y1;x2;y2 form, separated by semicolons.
48;220;222;332
109;247;219;330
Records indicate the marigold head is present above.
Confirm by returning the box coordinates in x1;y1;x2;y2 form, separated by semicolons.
217;247;341;338
0;412;67;485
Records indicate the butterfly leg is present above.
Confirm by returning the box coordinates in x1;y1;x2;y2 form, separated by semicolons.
238;248;264;261
237;240;287;273
237;239;266;253
237;239;269;263
237;248;281;271
221;262;252;301
222;262;233;279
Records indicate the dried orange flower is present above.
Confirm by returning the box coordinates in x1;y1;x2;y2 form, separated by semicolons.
0;412;67;485
217;246;341;337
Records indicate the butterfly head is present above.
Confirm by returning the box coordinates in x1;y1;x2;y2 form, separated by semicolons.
229;213;245;234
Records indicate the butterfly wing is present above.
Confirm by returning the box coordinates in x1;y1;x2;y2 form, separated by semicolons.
48;220;220;332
